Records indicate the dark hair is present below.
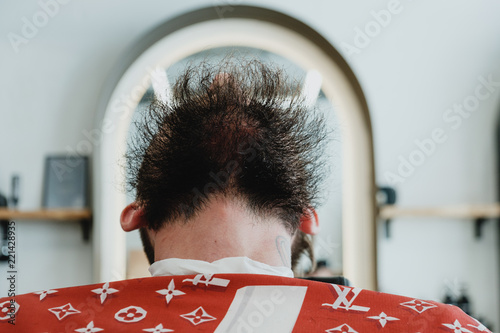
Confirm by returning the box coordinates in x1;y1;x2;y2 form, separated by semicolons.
126;59;328;234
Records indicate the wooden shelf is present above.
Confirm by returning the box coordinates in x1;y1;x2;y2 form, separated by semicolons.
378;204;500;239
379;204;500;219
0;208;92;241
0;208;92;221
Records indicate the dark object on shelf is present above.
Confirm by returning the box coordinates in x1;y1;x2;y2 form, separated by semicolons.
457;287;471;315
442;287;458;306
43;156;89;209
377;186;397;238
11;175;19;208
0;193;8;261
0;194;6;210
474;217;488;239
442;294;456;305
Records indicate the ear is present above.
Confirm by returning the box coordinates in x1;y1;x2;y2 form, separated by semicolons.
120;202;148;232
298;208;319;235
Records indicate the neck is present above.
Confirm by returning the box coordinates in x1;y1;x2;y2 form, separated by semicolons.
149;197;293;268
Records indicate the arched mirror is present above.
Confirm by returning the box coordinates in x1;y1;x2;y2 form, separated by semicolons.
93;6;377;289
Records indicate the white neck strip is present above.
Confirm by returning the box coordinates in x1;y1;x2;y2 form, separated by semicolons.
149;256;294;278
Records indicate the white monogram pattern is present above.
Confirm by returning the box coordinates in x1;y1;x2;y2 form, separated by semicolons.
0;274;489;332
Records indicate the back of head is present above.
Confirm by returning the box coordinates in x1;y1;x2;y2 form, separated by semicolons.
126;59;328;235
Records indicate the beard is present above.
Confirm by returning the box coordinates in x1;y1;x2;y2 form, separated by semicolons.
139;228;155;265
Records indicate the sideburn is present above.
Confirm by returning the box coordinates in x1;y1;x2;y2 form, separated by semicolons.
140;227;155;265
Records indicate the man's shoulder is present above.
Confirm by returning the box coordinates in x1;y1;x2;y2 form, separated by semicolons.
0;274;487;332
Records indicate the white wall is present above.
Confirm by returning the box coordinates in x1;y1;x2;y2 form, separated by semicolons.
325;1;500;327
1;0;499;328
0;0;209;293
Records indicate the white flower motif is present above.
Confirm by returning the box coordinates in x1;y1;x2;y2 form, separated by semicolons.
92;282;119;304
400;299;437;314
0;300;19;321
75;321;104;332
443;319;473;333
156;279;185;304
48;303;80;321
142;323;174;332
34;289;58;301
468;317;489;331
182;274;230;287
115;305;147;323
180;306;216;326
367;312;399;327
325;323;358;333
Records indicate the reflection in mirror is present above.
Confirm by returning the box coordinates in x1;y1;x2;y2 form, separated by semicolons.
124;46;342;278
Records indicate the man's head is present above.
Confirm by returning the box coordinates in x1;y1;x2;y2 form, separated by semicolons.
122;59;329;271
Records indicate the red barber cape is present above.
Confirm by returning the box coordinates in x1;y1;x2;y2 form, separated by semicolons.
1;274;487;332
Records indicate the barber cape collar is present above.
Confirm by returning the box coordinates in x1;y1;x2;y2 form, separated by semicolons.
1;272;486;332
148;256;295;278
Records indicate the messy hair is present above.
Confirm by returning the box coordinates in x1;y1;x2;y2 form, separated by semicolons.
127;59;328;239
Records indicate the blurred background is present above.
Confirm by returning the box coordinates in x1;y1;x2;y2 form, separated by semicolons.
0;0;499;329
